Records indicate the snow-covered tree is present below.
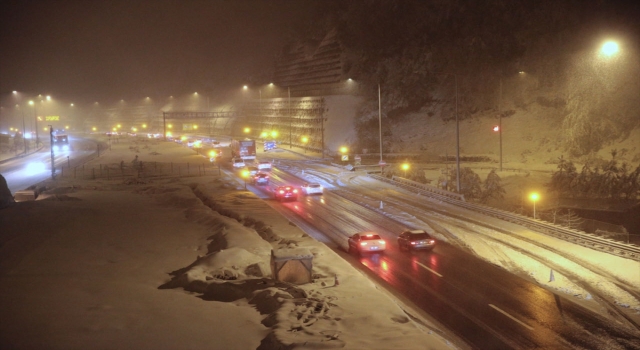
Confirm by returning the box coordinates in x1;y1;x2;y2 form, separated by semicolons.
481;169;505;203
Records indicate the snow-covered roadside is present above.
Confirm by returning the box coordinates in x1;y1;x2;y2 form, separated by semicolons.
0;139;461;350
308;172;640;324
151;178;458;349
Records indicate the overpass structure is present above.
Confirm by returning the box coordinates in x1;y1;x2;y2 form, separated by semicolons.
162;111;237;140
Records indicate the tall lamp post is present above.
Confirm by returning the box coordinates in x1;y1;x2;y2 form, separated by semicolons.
49;125;55;179
378;84;383;165
454;74;460;193
530;192;539;219
497;78;502;172
289;87;292;149
29;100;39;147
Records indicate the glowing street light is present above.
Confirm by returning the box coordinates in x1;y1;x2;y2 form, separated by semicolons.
244;127;251;134
193;125;198;130
270;130;278;138
601;41;619;57
241;169;250;189
530;192;540;219
340;146;348;154
92;127;97;132
402;163;410;178
301;136;309;153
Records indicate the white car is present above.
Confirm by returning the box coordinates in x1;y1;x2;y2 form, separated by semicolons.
232;158;246;168
348;232;386;255
301;183;323;195
257;160;272;171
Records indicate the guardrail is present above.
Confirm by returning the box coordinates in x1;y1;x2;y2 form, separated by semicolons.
368;174;640;261
390;176;465;201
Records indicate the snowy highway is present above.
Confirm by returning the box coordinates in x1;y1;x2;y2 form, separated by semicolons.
238;148;640;349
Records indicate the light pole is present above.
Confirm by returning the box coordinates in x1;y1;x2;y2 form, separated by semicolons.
29;100;39;147
49;125;55;179
301;136;308;153
378;84;383;165
498;78;502;172
289;86;292;149
530;192;539;219
402;163;409;178
454;74;460;193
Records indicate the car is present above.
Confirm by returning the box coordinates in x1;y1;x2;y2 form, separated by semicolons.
257;160;272;171
301;182;323;195
348;232;386;255
274;185;298;201
252;172;269;185
232;158;246;168
245;166;259;177
397;229;436;251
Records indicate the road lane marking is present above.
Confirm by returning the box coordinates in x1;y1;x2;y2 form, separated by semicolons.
489;304;534;330
416;261;443;277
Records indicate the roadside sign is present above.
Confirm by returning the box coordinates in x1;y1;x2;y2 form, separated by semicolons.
341;155;349;161
355;155;361;165
378;160;387;167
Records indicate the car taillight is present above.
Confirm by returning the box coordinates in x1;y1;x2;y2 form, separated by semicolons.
379;240;386;245
360;242;368;246
279;190;285;194
411;241;417;245
293;189;298;193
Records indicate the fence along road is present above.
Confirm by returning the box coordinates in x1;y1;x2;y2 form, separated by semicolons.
369;174;640;261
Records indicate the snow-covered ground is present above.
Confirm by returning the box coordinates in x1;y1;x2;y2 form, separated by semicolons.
0;138;460;350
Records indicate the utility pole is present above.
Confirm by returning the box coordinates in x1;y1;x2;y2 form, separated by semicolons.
499;78;503;172
22;111;27;153
378;84;383;172
288;87;292;149
49;125;55;179
455;74;461;193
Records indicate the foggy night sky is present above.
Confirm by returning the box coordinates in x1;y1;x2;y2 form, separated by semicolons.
0;0;317;104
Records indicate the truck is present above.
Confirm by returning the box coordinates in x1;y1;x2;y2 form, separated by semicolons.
263;140;277;152
230;138;256;160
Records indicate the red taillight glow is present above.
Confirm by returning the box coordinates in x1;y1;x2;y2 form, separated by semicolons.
379;240;386;245
411;241;416;245
360;242;368;246
278;190;285;194
293;189;298;193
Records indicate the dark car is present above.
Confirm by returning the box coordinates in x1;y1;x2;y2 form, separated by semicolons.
252;172;269;185
397;229;436;251
347;232;386;255
274;185;298;201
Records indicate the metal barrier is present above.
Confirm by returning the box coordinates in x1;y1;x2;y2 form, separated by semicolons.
367;173;640;261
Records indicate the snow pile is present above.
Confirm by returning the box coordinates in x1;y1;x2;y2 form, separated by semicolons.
152;178;456;349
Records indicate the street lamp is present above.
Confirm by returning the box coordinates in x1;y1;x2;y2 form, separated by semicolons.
530;192;540;219
402;163;410;178
28;100;39;147
48;125;55;179
601;40;619;56
301;136;309;153
241;169;250;189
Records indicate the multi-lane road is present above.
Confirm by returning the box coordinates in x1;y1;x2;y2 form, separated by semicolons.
4;137;639;349
235;147;640;349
